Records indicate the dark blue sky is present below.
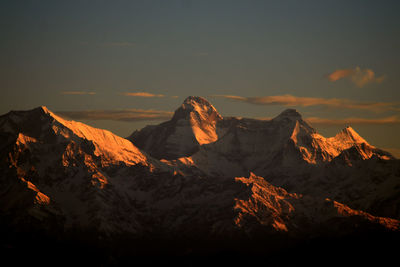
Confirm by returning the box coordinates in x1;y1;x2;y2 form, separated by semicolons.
1;0;400;154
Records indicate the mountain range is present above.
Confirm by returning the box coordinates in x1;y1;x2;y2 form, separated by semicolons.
1;96;399;265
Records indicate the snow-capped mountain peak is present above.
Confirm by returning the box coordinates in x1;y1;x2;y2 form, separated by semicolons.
172;96;223;122
0;106;150;167
129;96;224;159
333;126;368;145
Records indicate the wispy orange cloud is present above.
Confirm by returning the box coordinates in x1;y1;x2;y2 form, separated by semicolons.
327;67;386;87
60;91;96;95
56;109;173;122
304;116;400;125
121;92;166;98
212;94;400;113
327;69;355;82
256;115;400;125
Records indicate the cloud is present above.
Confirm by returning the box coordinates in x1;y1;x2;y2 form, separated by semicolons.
304;116;400;125
56;109;173;122
327;67;386;87
212;94;400;113
255;115;400;126
121;92;166;98
60;91;96;95
327;69;355;82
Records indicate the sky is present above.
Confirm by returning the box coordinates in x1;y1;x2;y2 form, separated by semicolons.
1;0;400;156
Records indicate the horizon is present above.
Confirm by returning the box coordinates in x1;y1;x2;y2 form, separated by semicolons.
1;1;399;156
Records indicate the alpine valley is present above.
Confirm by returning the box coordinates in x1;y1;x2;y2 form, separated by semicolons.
1;96;399;266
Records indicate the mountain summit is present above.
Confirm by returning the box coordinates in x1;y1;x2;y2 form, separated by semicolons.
333;126;368;145
128;96;223;159
172;96;222;122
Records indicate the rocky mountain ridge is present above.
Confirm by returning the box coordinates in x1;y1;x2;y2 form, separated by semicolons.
1;97;399;263
132;97;399;219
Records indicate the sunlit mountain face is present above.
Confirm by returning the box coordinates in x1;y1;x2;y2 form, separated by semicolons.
1;97;399;265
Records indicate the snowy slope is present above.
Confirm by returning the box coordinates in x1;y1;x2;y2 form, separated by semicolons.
0;106;150;166
0;106;166;234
